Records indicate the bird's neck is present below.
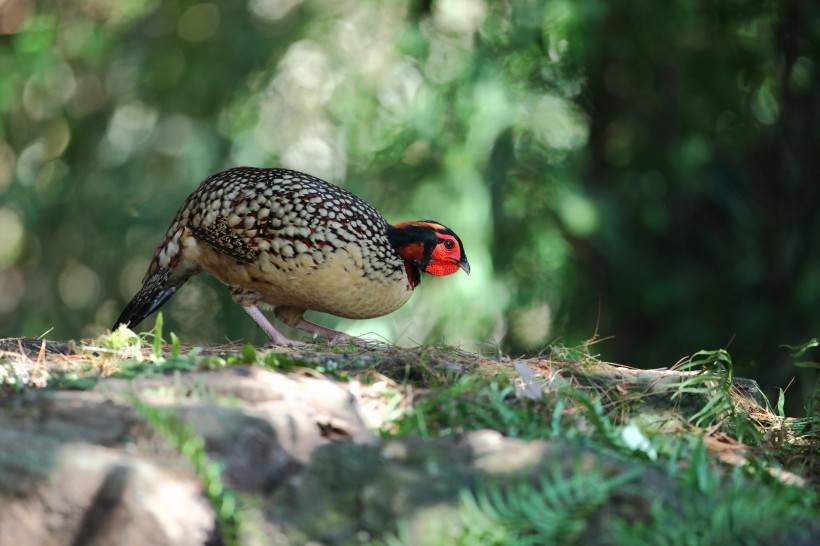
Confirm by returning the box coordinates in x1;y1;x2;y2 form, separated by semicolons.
391;239;423;289
386;224;432;289
403;261;421;289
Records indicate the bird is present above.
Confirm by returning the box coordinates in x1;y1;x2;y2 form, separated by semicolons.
113;167;470;346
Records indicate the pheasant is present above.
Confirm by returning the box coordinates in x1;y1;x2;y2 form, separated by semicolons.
113;167;470;346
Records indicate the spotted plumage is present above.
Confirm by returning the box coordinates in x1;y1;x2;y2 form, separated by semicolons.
113;167;469;345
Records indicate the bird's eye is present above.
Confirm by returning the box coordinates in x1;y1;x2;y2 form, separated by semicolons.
442;239;455;250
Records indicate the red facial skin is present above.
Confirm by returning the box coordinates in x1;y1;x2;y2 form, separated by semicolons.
391;222;468;281
424;234;463;276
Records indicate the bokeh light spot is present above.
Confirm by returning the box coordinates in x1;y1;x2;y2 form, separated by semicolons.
100;101;158;166
751;83;779;125
153;115;194;156
0;267;25;314
559;193;598;236
249;0;302;22
21;61;76;119
0;208;24;266
281;132;345;183
121;257;150;297
58;262;101;310
510;303;552;348
434;0;487;34
69;73;107;117
788;57;814;93
0;142;16;194
524;94;589;151
178;3;220;42
0;0;34;35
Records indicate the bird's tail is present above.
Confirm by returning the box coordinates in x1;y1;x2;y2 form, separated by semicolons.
112;267;184;331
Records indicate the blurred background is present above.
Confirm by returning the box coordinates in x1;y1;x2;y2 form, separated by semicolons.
0;0;818;412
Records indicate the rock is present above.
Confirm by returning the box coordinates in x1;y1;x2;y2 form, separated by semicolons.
0;441;214;546
0;366;375;545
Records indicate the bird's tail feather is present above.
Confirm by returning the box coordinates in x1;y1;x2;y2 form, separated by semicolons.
112;268;183;330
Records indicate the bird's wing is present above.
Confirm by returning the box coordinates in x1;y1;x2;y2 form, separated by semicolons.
190;217;258;264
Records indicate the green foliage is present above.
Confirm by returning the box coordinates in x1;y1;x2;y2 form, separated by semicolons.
781;338;820;365
382;452;818;546
384;365;664;461
116;356;197;379
133;397;241;546
615;468;818;546
91;326;145;361
673;349;736;427
672;349;761;444
557;387;622;448
383;463;642;546
385;375;551;439
239;343;256;365
170;331;182;359
103;314;199;379
780;338;819;465
152;312;164;361
0;357;26;394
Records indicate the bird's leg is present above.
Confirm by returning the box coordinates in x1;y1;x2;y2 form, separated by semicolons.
243;305;304;347
295;319;366;346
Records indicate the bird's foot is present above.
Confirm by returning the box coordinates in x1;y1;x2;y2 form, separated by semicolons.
274;338;308;348
296;319;372;348
243;305;306;348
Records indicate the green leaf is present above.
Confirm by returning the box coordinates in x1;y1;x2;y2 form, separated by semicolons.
240;343;257;364
153;312;164;361
170;332;181;359
550;400;564;437
780;338;820;357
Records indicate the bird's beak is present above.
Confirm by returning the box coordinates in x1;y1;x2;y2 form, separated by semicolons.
459;258;471;275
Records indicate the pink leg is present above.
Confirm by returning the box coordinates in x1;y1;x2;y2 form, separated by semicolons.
243;305;304;347
295;319;365;345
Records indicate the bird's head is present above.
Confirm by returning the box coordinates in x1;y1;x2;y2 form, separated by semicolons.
387;221;470;284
